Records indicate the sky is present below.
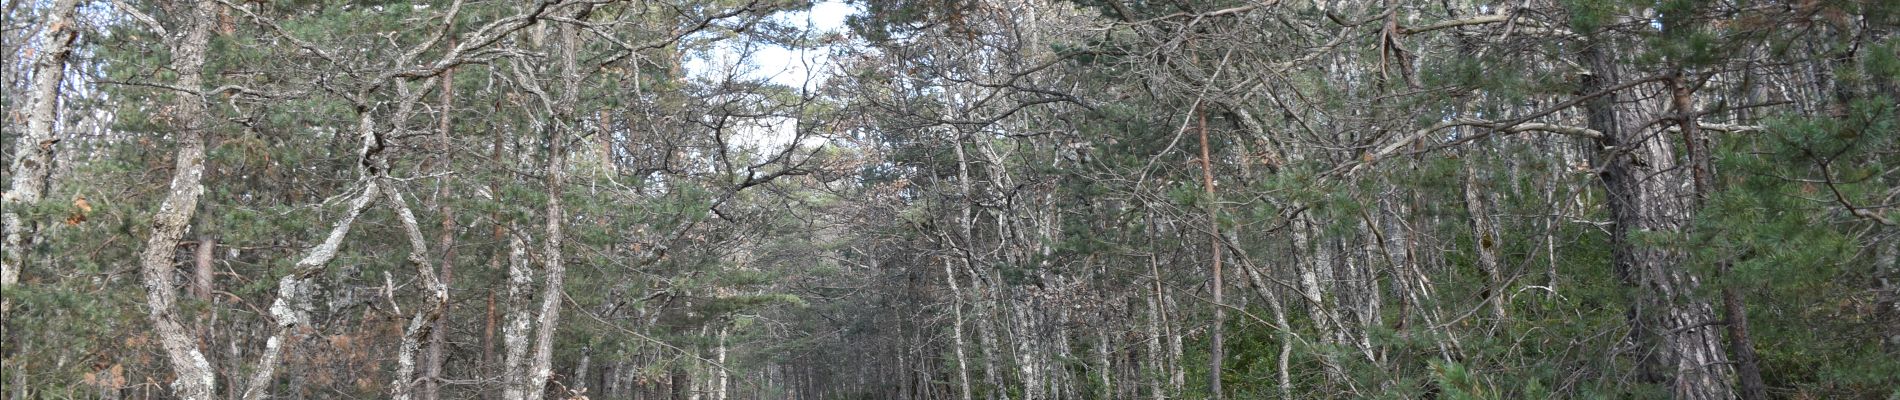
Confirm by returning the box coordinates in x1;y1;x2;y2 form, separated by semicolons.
687;1;858;151
687;1;857;88
754;1;856;87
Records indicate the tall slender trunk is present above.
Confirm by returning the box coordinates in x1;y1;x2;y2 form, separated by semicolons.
242;169;384;400
483;289;498;383
521;9;583;397
482;57;506;395
1877;240;1900;347
1010;291;1039;400
950;127;1008;400
971;265;1007;400
1193;106;1223;400
1093;312;1112;400
1165;289;1185;393
422;48;458;400
1229;232;1295;399
575;347;592;395
713;327;729;400
1722;276;1766;400
134;1;219;397
943;256;975;400
1293;219;1347;386
1142;254;1165;400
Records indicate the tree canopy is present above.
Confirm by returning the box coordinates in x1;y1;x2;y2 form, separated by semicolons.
1;0;1896;399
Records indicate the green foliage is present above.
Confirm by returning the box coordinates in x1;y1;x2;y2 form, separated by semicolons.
8;0;1899;398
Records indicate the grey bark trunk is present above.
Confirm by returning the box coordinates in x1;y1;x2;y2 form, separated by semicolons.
1462;155;1507;321
390;185;447;400
1144;253;1167;400
134;1;220;398
1578;38;1735;400
1668;73;1768;400
1292;218;1348;386
943;256;975;400
713;328;728;400
522;9;583;398
501;228;537;400
1228;233;1295;400
242;180;383;400
2;0;80;316
1879;240;1900;346
951;128;1008;400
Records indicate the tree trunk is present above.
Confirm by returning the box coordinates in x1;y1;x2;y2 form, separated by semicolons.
713;328;728;400
522;9;583;398
1878;240;1900;348
1462;154;1507;321
1228;231;1296;400
576;347;592;395
242;178;383;400
1293;218;1348;387
943;256;975;400
1579;38;1735;400
1144;252;1167;400
2;0;79;318
501;227;537;400
1669;72;1768;400
422;48;458;400
133;1;219;397
483;289;498;387
192;236;217;300
1194;106;1224;400
390;185;447;400
951;126;1008;400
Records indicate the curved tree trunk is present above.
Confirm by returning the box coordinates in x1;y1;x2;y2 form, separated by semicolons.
521;7;584;398
134;1;220;398
390;184;447;400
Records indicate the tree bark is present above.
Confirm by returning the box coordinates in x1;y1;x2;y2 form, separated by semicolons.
950;126;1008;400
2;0;80;316
422;45;458;400
1670;72;1768;400
1144;252;1167;400
1579;38;1735;400
134;1;220;397
942;256;975;400
501;227;537;400
521;7;583;398
1462;154;1507;321
1194;106;1223;400
192;236;217;300
241;179;383;400
390;185;447;400
483;289;498;383
713;327;729;400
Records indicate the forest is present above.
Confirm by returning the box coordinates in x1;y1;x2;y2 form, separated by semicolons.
1;0;1896;399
